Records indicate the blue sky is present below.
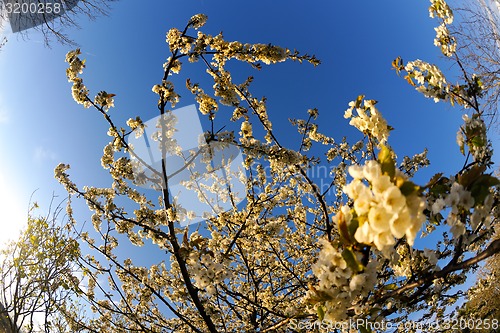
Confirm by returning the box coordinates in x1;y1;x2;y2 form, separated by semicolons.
0;0;498;252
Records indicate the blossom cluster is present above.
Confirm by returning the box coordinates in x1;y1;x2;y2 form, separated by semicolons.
94;91;115;112
306;239;377;322
126;116;145;138
185;232;230;296
404;59;449;102
240;120;252;138
469;193;495;232
339;160;426;251
189;14;208;29
65;49;91;107
429;178;496;239
152;81;180;107
164;56;182;74
164;16;319;68
429;0;453;25
429;0;456;57
206;69;240;107
399;149;430;177
432;181;474;237
344;98;390;147
166;28;191;54
54;163;77;194
187;252;229;296
392;246;440;280
65;49;117;112
434;23;456;57
457;114;493;165
289;115;335;150
186;79;218;116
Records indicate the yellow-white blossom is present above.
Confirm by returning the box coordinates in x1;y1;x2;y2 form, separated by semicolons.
344;98;390;146
340;160;426;250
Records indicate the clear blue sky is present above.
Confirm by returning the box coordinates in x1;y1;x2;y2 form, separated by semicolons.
0;0;498;250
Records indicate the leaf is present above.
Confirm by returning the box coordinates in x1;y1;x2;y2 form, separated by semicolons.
471;135;486;148
392;56;404;75
342;248;364;273
190;237;205;249
430;212;443;225
338;210;353;245
425;173;444;189
430;184;448;197
355;95;365;108
458;165;487;189
384;283;397;290
404;75;415;86
348;217;360;241
317;306;325;321
470;174;500;205
378;145;395;180
400;180;420;196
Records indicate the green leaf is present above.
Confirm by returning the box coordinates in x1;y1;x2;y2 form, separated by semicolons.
459;165;486;189
348;217;359;241
425;173;444;189
317;306;325;321
384;283;397;290
430;184;448;197
400;180;420;196
470;174;500;205
471;135;485;147
378;145;395;179
342;248;364;273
